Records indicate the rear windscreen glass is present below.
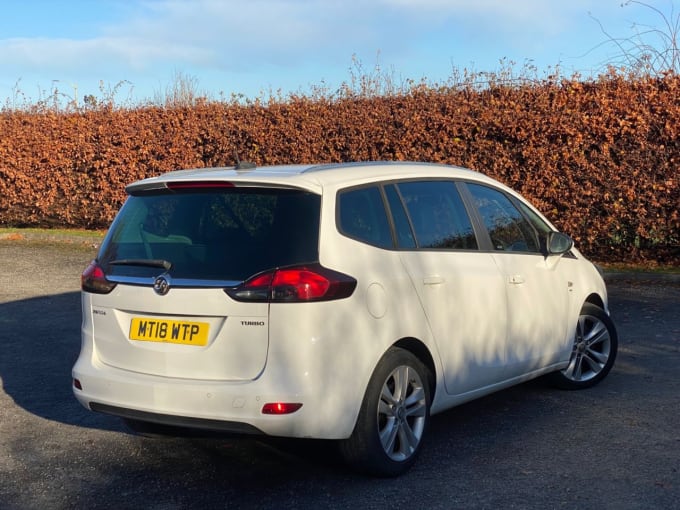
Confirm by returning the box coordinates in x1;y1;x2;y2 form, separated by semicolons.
98;188;321;282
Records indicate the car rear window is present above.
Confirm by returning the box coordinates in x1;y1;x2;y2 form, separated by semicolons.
98;187;321;282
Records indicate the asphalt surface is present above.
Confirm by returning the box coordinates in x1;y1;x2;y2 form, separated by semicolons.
0;239;679;510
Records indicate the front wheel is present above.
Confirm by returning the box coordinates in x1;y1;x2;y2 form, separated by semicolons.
339;347;431;477
549;303;618;390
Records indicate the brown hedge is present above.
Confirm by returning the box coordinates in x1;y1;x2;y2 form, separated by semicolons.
0;72;678;264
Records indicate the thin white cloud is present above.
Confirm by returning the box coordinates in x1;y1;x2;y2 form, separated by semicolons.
379;0;592;27
0;0;651;100
103;0;367;68
0;36;210;71
0;0;377;73
0;0;602;73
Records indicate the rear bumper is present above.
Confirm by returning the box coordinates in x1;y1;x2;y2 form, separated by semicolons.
71;356;347;439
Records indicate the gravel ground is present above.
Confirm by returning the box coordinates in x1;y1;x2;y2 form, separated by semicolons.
0;239;679;510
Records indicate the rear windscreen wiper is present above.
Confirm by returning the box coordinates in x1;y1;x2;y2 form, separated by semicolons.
108;259;173;271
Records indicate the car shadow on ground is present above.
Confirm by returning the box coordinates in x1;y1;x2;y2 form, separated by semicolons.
0;291;121;432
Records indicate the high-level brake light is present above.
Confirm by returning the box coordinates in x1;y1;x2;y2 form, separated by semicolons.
166;181;235;190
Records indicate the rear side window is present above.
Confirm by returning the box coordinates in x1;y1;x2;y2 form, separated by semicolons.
338;186;393;249
397;181;478;250
466;183;540;253
98;188;321;281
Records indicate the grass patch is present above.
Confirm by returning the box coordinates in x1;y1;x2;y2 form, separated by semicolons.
597;262;680;274
0;227;106;238
0;228;105;250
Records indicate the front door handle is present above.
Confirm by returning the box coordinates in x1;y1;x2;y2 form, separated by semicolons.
509;274;525;285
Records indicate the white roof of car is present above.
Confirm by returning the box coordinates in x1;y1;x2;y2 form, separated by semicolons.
127;161;500;194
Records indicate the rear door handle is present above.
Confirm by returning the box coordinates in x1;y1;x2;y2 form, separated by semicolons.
509;275;525;285
423;276;445;285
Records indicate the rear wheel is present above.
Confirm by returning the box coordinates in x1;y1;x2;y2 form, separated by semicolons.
339;347;431;477
549;303;618;390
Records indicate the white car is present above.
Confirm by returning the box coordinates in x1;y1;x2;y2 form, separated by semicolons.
73;161;617;476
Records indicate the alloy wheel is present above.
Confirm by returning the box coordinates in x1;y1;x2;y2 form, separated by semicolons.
562;312;613;383
377;365;428;461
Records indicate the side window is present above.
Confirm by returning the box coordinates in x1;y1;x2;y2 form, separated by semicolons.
466;183;540;253
338;186;393;249
396;181;478;250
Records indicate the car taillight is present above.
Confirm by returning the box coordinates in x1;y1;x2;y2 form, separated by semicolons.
226;264;357;303
81;261;117;294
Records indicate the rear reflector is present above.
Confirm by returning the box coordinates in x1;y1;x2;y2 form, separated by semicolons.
73;379;82;390
261;403;303;415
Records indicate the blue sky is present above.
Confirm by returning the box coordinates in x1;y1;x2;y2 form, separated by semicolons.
0;0;672;106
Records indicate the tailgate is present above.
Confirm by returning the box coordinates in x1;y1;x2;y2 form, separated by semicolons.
86;285;268;381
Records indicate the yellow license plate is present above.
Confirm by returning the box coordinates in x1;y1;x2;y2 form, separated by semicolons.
129;318;209;346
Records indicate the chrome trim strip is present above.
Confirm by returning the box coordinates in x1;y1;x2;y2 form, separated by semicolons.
106;274;241;288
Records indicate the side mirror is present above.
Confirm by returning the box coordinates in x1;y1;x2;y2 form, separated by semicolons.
546;232;574;256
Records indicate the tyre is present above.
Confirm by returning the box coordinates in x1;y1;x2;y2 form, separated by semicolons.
549;303;618;390
339;347;431;477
